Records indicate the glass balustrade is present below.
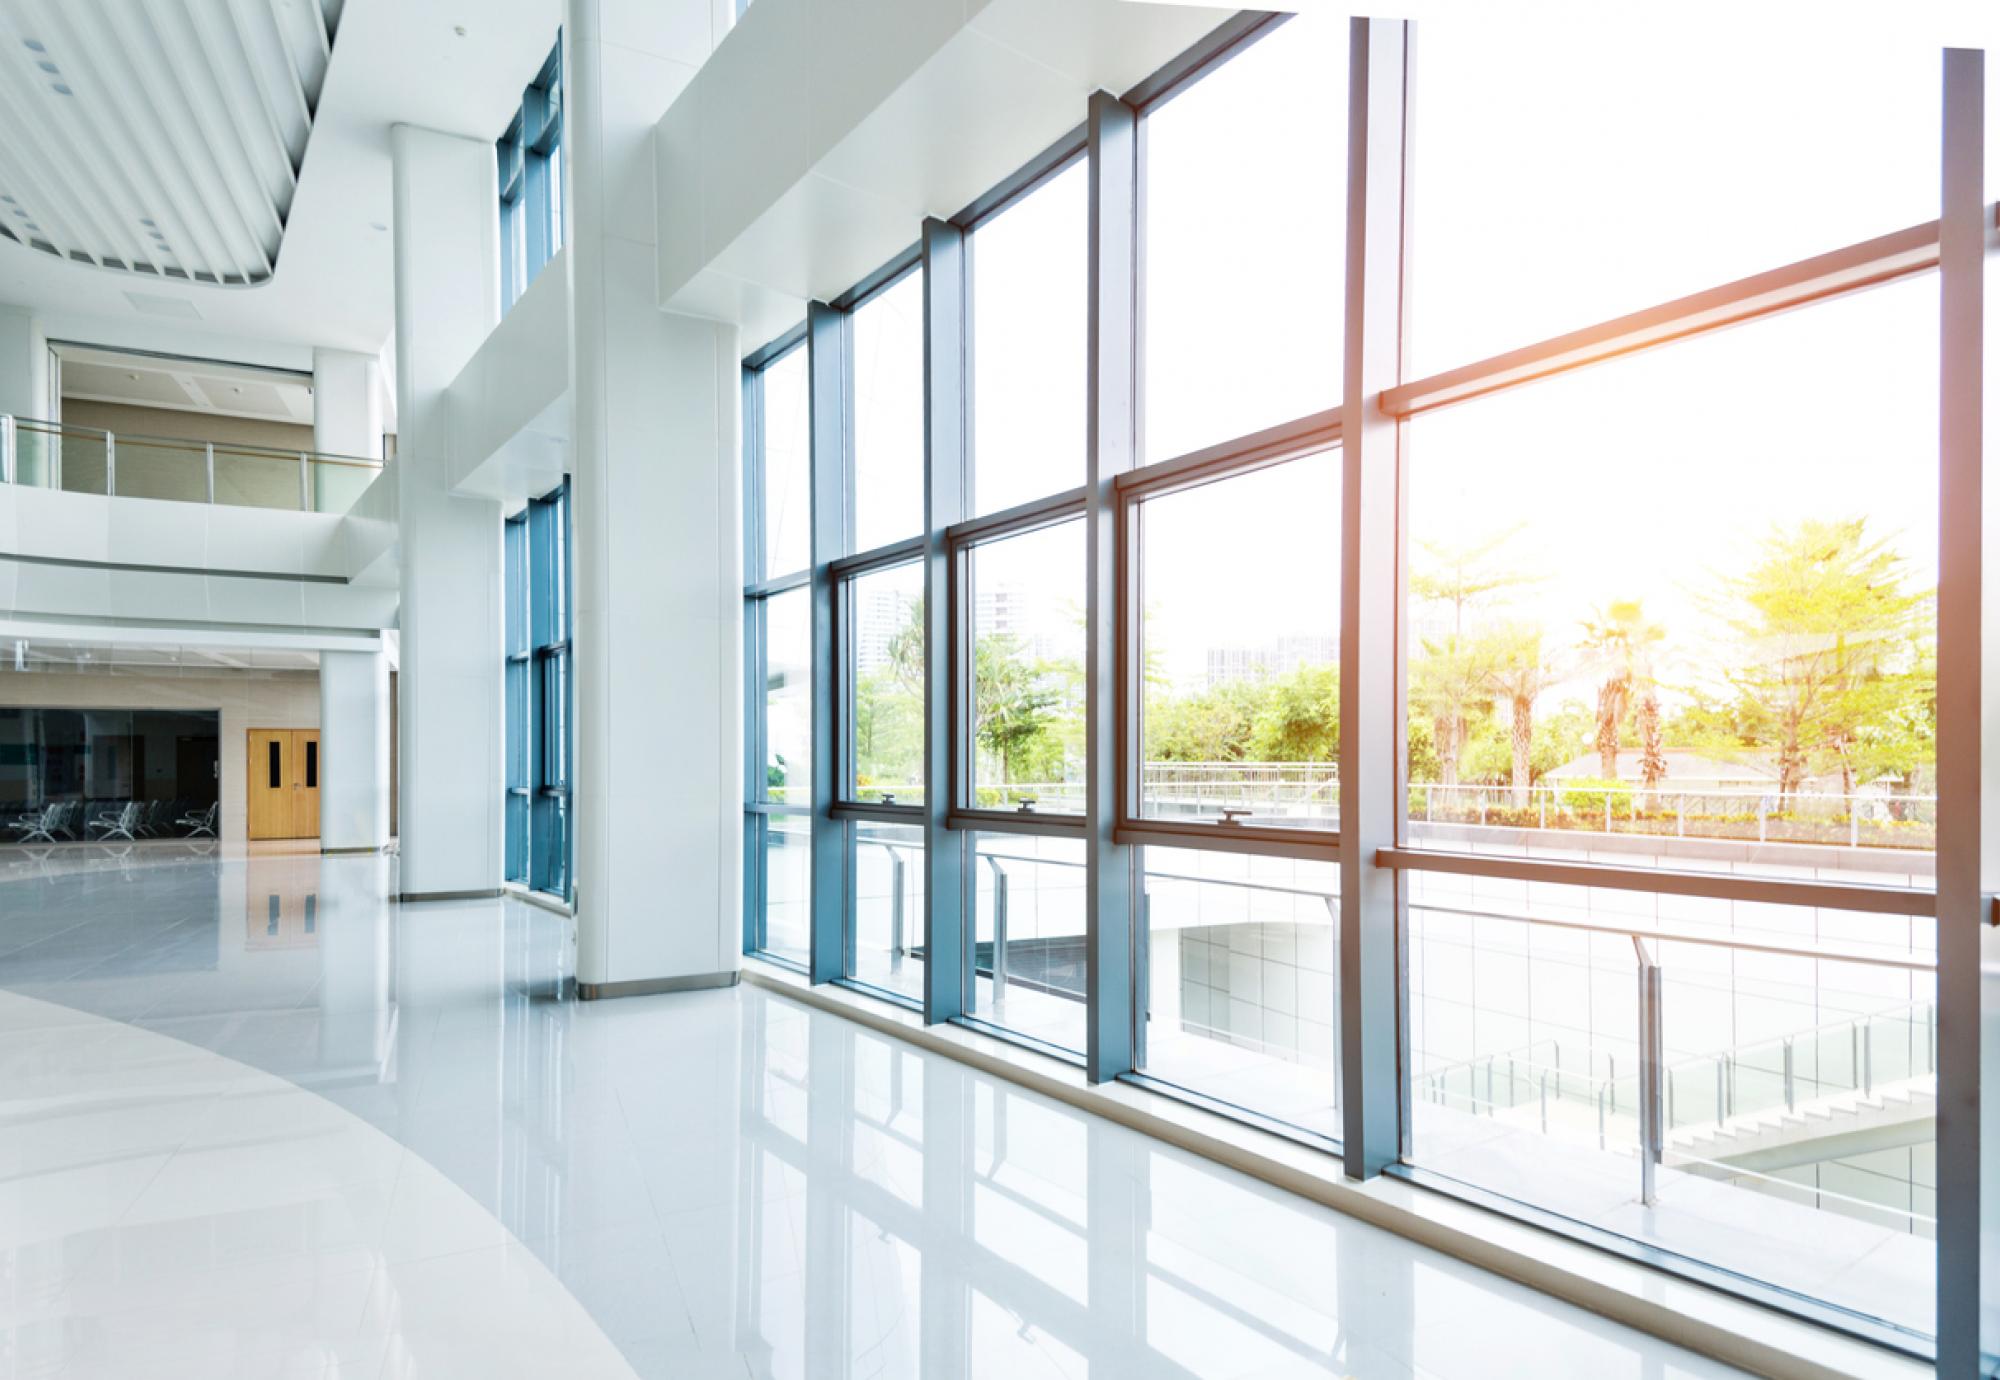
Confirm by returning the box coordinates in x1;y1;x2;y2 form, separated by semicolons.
0;415;384;516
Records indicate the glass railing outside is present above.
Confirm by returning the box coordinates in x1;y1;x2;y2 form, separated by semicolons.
0;415;384;516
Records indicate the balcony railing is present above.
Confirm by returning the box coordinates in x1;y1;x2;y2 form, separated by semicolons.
0;415;384;516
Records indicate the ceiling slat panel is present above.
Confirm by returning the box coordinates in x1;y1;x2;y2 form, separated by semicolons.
136;0;278;272
38;0;233;285
0;0;339;286
18;0;168;277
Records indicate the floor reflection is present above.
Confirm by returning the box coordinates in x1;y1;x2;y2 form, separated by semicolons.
0;851;1746;1379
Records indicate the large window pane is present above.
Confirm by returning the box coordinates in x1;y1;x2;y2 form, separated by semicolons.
847;561;923;804
969;519;1085;813
764;587;812;807
852;270;925;552
761;346;811;578
848;819;923;1003
1142;15;1346;463
1138;847;1339;1140
1406;881;1935;1336
1405;280;1937;885
1410;14;1940;372
971;161;1087;516
1138;451;1339;831
969;833;1086;1054
760;816;812;966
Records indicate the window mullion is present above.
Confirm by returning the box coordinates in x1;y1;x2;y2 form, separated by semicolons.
806;300;849;984
1337;16;1413;1178
1083;90;1139;1085
922;215;970;1023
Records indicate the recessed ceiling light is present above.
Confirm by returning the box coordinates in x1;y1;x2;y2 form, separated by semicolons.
23;223;39;232
35;61;57;74
51;84;70;95
453;24;467;36
230;385;242;394
126;372;138;381
139;217;155;227
22;39;45;52
369;221;387;232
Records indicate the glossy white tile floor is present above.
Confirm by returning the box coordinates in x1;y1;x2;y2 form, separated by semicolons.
0;844;1752;1379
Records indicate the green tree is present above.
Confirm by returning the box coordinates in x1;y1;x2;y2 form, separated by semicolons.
1146;679;1265;762
1410;633;1493;789
1246;663;1339;762
1579;599;1664;784
1711;519;1929;801
975;635;1059;786
1410;527;1537;637
1481;622;1554;808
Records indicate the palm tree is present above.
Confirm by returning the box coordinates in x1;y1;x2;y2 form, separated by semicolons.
1482;623;1553;810
1411;633;1493;791
1579;600;1664;784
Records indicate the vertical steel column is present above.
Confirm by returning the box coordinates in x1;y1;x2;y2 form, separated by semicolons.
1934;45;1994;1378
806;300;850;984
204;442;216;504
103;431;116;497
1338;17;1414;1177
0;415;14;485
1084;89;1139;1083
299;452;311;511
922;216;971;1023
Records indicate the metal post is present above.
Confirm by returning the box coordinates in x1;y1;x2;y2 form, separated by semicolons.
992;859;1009;998
0;415;13;484
920;216;969;1025
889;848;906;973
1863;1023;1873;1097
1715;1058;1726;1127
1784;1039;1795;1112
1082;88;1139;1084
1539;1072;1548;1133
204;442;216;504
299;452;311;511
1338;16;1414;1180
1634;936;1662;1207
1677;795;1686;837
104;431;116;497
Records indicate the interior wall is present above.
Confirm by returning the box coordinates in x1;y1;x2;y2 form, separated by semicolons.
0;670;319;846
57;399;316;451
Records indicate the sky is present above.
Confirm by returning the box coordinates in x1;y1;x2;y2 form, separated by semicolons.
761;6;1978;728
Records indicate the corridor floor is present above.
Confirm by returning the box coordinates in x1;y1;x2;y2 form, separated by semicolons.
0;844;1751;1378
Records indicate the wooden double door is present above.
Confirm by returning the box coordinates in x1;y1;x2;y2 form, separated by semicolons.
248;729;320;840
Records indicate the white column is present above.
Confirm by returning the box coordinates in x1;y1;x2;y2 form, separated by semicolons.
390;124;506;900
0;305;48;421
319;648;391;852
566;0;738;991
311;347;385;459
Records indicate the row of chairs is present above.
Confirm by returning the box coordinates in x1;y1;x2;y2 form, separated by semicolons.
6;798;218;844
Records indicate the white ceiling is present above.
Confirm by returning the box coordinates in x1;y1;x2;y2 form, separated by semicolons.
0;0;562;354
1;636;318;675
56;344;315;425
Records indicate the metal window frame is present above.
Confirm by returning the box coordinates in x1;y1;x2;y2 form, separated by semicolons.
1113;408;1345;857
722;12;2000;1359
497;33;564;314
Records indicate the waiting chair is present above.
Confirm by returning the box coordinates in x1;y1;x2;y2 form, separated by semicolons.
8;803;64;844
176;802;219;839
87;802;143;842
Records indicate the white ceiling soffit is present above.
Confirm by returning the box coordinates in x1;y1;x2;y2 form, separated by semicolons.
0;0;345;288
0;635;321;674
54;345;315;425
655;0;1232;347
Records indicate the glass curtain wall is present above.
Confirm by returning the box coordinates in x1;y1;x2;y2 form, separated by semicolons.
504;481;574;897
739;10;1992;1361
498;35;565;315
0;708;219;843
